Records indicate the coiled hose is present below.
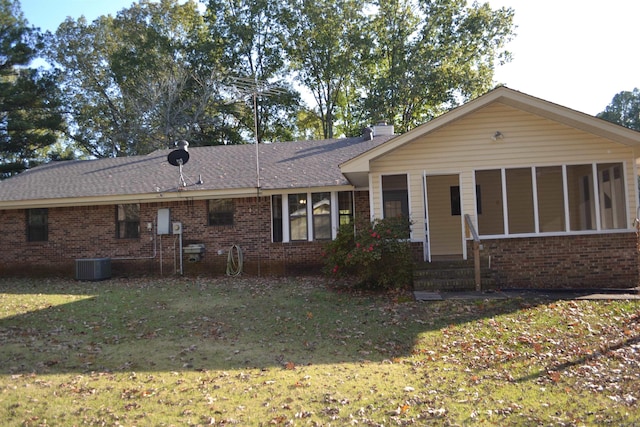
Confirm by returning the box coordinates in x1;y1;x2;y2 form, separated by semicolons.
226;244;243;276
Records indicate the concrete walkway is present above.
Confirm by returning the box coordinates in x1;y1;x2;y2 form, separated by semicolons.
414;288;640;301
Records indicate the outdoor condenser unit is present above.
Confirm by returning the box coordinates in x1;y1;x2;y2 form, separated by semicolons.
75;258;112;281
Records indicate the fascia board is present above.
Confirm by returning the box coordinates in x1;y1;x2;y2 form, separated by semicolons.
0;188;259;210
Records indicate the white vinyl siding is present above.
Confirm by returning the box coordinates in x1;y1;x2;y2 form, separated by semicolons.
367;102;637;247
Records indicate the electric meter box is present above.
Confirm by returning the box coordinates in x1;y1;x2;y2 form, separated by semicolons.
172;222;183;234
157;208;170;235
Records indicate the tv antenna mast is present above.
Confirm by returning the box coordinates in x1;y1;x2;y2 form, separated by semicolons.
224;76;287;189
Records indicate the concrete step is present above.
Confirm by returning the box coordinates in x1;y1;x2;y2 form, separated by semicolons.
413;276;497;292
412;259;494;292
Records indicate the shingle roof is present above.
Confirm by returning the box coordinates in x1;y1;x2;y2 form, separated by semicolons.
0;135;394;205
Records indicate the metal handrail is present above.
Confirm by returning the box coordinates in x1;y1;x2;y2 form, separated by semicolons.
464;214;482;291
464;214;480;242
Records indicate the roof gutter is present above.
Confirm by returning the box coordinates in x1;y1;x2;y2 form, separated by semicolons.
0;187;260;210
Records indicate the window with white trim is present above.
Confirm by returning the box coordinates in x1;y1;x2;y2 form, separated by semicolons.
338;191;354;225
382;174;409;219
475;162;627;236
272;191;353;242
288;193;308;241
312;192;331;240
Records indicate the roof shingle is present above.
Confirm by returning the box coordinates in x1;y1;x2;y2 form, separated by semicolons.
0;135;394;204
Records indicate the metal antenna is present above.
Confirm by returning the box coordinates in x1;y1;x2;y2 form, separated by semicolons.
223;76;287;189
177;159;186;188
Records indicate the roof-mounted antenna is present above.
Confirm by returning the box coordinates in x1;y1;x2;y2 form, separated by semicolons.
223;76;287;189
167;140;190;188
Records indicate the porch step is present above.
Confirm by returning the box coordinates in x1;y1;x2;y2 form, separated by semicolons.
413;259;495;292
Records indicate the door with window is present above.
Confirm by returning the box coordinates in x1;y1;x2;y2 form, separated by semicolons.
424;174;463;259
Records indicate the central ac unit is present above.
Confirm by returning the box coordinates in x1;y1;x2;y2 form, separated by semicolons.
75;258;112;281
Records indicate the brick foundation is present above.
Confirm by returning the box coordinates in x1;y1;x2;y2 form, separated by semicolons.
474;233;639;290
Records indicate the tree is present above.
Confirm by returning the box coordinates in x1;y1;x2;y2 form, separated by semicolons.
205;0;302;143
597;88;640;131
364;0;515;133
42;0;515;157
282;0;369;139
281;0;514;138
0;0;63;177
46;0;234;157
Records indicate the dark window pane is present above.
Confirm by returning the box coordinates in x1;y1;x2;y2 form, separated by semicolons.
208;199;234;226
27;209;48;242
272;195;283;242
116;204;140;238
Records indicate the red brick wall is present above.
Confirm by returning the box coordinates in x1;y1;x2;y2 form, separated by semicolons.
476;233;639;290
0;192;373;278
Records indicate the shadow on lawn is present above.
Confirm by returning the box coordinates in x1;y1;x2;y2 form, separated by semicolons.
0;276;551;375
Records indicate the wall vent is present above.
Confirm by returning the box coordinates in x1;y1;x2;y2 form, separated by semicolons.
75;258;112;281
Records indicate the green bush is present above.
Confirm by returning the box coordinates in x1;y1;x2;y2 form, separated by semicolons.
323;217;414;290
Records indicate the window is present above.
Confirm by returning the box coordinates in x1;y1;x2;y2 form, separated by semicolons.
272;195;283;242
289;193;308;241
567;164;595;231
536;166;565;232
312;192;331;240
597;163;626;229
208;199;234;226
272;191;355;242
116;204;140;239
450;186;461;216
476;170;504;235
338;191;354;225
506;168;535;234
475;162;627;236
27;209;48;242
382;174;409;218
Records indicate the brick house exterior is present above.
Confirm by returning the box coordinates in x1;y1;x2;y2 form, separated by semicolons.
0;193;369;278
1;87;639;289
469;234;639;289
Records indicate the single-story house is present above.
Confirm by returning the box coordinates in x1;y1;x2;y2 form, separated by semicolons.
1;86;639;289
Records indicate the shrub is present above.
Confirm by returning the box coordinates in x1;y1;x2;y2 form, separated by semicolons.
323;217;414;290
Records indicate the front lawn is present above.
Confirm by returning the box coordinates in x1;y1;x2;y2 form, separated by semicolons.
0;277;638;425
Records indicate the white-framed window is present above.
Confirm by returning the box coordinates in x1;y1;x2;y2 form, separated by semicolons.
382;174;409;219
272;191;354;242
475;162;628;237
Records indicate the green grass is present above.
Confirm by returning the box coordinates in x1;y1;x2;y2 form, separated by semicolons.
0;277;638;426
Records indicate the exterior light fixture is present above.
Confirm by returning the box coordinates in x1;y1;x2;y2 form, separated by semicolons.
492;131;504;141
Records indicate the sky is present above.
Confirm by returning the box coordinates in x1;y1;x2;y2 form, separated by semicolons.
19;0;640;116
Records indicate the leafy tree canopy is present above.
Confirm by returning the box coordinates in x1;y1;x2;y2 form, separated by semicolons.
0;0;63;177
597;88;640;132
38;0;514;157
